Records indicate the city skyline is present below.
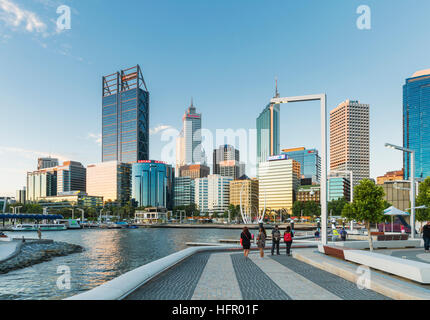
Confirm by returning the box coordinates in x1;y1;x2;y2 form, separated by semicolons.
2;0;430;196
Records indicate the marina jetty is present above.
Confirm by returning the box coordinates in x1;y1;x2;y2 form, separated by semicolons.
0;239;83;274
146;223;316;231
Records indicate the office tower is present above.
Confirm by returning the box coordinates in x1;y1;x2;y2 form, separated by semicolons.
56;161;86;194
257;87;281;165
176;99;202;172
102;65;149;163
166;165;175;210
403;69;430;179
37;157;59;170
219;160;245;180
15;187;26;204
376;169;404;185
131;160;172;208
229;178;259;215
282;147;321;183
179;164;210;180
174;177;195;207
328;172;351;201
213;144;240;174
330;99;370;187
258;155;301;214
195;175;233;216
86;161;131;205
26;167;57;202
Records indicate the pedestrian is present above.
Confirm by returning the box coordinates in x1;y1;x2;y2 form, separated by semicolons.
332;228;340;241
421;221;430;253
240;227;252;258
314;229;320;239
284;226;294;256
257;226;266;258
271;225;281;255
340;227;347;241
37;227;42;240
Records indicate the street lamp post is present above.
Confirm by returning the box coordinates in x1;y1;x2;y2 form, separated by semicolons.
385;143;416;239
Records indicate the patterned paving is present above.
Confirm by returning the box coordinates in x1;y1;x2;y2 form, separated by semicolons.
271;254;391;300
230;253;291;300
124;250;390;300
125;252;211;300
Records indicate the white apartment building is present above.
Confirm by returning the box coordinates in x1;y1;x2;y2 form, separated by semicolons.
195;174;233;216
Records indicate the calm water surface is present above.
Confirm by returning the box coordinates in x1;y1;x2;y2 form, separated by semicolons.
0;228;245;300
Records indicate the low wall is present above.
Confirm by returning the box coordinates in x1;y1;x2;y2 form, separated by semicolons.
66;244;238;300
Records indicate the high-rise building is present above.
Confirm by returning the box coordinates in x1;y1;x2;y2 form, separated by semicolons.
257;102;280;165
26;167;57;202
258;155;301;214
102;65;149;163
15;187;26;204
328;173;351;202
174;177;195;207
176;99;202;172
56;161;86;194
195;175;233;216
179;164;210;180
219;160;245;180
282;147;321;183
27;160;86;202
403;69;430;180
86;161;131;205
330;99;370;187
131;160;173;208
376;169;404;185
37;157;59;170
213;145;240;174
297;185;320;202
229;178;258;215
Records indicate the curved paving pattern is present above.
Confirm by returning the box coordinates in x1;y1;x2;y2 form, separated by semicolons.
124;250;390;300
271;255;391;300
125;252;211;300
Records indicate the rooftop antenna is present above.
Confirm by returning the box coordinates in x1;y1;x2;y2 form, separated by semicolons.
274;77;280;98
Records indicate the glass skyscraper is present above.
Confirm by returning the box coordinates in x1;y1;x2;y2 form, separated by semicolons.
257;102;280;165
102;65;149;163
131;160;173;208
403;69;430;180
282;147;321;183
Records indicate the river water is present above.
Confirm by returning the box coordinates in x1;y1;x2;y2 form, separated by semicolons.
0;228;244;300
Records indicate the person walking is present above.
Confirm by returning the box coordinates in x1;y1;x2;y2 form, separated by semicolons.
271;225;281;255
332;228;340;241
257;226;266;258
422;221;430;253
340;227;347;241
240;227;252;258
37;227;42;240
284;226;294;256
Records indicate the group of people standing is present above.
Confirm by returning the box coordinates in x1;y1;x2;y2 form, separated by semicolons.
240;224;294;259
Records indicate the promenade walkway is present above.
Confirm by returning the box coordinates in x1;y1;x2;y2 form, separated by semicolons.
125;249;390;300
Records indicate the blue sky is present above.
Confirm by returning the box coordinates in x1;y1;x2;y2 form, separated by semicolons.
1;0;429;196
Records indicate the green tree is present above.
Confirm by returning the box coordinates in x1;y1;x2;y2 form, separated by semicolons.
416;177;430;229
292;201;305;217
328;198;348;217
342;179;386;251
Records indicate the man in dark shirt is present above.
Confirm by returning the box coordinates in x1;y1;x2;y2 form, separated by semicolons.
422;221;430;253
271;225;281;255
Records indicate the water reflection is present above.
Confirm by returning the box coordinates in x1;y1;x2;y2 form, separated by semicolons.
0;228;243;300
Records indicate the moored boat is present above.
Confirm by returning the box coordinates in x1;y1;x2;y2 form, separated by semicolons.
11;224;67;231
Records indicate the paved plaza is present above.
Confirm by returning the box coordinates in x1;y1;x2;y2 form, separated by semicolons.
125;249;390;300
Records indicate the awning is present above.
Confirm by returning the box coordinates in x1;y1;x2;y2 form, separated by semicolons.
0;214;63;220
383;206;409;216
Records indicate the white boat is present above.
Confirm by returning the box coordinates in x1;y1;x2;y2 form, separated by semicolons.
58;219;82;229
11;224;67;231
